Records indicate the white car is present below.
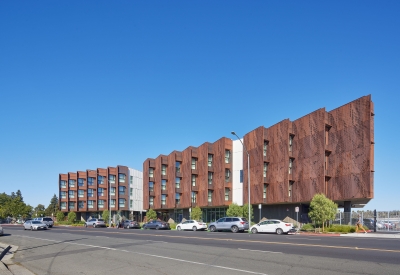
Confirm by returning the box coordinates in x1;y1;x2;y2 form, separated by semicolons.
176;220;207;231
23;220;48;231
250;219;294;235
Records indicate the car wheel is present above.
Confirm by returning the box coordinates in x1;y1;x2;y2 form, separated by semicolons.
231;225;239;233
276;228;283;235
30;226;33;231
177;226;181;231
192;226;197;231
23;226;26;230
156;226;160;230
251;228;258;234
209;225;216;232
93;224;96;228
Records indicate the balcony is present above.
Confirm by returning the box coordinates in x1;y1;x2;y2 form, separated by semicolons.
208;166;214;172
207;184;214;190
192;185;199;191
176;172;182;178
161;189;168;195
263;198;267;203
149;191;155;197
325;170;331;178
191;169;198;175
192;202;197;207
175;188;182;193
263;156;270;163
208;201;213;206
325;144;333;154
175;203;182;208
161;175;168;180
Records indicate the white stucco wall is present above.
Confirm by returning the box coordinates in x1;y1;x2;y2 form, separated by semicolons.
128;168;143;212
232;139;243;206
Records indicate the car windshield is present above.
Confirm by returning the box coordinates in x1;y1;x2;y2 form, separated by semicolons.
32;221;42;224
98;219;104;222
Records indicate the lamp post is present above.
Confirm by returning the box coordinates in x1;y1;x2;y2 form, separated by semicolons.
231;131;251;231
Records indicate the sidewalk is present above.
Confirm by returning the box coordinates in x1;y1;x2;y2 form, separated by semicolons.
340;232;400;238
0;242;34;275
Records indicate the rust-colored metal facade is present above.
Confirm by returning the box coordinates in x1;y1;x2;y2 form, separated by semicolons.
143;138;233;212
242;95;374;209
143;95;374;220
59;165;130;219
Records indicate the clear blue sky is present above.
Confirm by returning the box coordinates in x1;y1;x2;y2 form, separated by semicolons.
1;1;399;211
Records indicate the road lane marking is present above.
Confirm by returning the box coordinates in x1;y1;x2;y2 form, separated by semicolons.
239;248;282;254
51;228;400;253
287;237;321;240
17;236;268;275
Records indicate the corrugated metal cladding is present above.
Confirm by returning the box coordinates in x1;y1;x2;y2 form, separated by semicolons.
143;95;374;212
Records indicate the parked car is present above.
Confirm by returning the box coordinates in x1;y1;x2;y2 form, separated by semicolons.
176;220;207;231
23;220;48;231
84;218;106;228
250;219;294;235
33;217;54;228
0;225;3;236
208;217;249;233
143;220;170;230
123;220;141;229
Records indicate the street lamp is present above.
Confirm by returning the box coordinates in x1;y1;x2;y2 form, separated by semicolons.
231;131;251;231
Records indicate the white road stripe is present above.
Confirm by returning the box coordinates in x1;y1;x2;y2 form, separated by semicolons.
238;248;282;254
18;236;268;275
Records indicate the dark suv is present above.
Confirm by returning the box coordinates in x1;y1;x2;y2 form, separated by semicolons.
208;217;249;233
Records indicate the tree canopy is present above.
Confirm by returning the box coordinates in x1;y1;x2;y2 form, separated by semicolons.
308;193;338;231
191;206;202;221
146;209;157;221
0;191;32;220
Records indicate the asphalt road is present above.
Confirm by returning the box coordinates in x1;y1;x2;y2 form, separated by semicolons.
1;225;400;275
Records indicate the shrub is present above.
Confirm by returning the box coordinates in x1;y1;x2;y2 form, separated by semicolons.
301;223;314;231
56;211;65;222
169;223;177;230
67;212;76;223
146;209;157;221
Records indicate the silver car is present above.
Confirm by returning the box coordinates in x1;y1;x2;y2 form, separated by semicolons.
33;217;54;228
23;220;48;231
0;225;3;236
208;217;249;233
84;218;106;228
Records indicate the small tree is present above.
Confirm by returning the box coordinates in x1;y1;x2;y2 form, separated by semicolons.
242;203;254;221
56;211;65;222
226;203;243;217
67;212;77;223
102;210;110;224
191;206;202;221
146;209;157;221
308;194;338;232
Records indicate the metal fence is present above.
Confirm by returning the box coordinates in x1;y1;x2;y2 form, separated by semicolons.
332;211;400;231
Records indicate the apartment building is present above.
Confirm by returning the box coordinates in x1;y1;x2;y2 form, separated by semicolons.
59;165;144;221
143;95;374;222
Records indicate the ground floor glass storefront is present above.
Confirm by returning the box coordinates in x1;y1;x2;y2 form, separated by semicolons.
202;207;227;223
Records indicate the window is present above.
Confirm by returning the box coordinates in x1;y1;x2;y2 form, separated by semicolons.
325;125;331;145
149;182;154;192
191;158;197;170
119;186;125;195
289;135;294;152
110;187;116;196
98;188;104;196
78;178;85;187
88;177;95;186
289;158;293;174
78;201;84;208
68;190;75;198
68;180;75;187
176;162;181;173
208;190;213;203
175;178;181;189
225;150;231;163
98;200;104;208
263;184;267;199
263;162;268;177
161;165;167;176
263;140;269;157
61;202;66;210
208;154;213;167
130;176;133;184
240;170;243;183
60;191;66;199
88;189;94;197
191;192;197;203
130;200;133;208
161;180;167;190
130;188;133;196
225;188;229;201
175;193;181;204
60;180;66;188
119;199;125;207
149;197;154;206
119;173;126;183
78;190;84;198
110;199;116;207
88;200;94;209
108;175;116;184
161;194;166;205
97;176;104;185
69;202;75;209
149;168;154;178
208;172;213;185
191;175;197;186
289;181;294;197
225;169;231;182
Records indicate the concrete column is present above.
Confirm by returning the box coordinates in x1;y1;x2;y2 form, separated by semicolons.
344;201;351;225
